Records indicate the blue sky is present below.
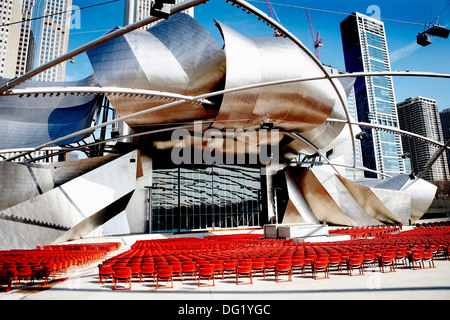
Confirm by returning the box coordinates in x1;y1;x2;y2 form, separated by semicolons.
67;0;450;111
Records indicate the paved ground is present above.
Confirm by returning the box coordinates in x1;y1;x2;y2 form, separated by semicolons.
1;232;450;301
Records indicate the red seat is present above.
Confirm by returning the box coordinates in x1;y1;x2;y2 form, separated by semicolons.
263;258;277;278
312;258;329;280
113;267;132;290
422;249;435;268
222;260;237;279
31;265;47;284
328;254;342;273
347;256;364;276
275;262;292;283
212;261;224;279
379;254;396;273
303;256;315;275
395;248;408;267
198;265;215;287
128;263;141;281
169;261;183;282
181;262;197;281
291;256;305;275
0;269;14;291
236;264;253;285
156;266;173;289
251;258;265;278
410;250;424;270
363;252;376;270
139;263;155;283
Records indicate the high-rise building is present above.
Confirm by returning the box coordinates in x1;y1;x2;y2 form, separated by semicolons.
28;0;72;82
340;12;407;178
0;0;72;81
323;64;364;180
124;0;194;29
397;97;449;181
439;108;450;172
15;0;35;77
0;0;23;78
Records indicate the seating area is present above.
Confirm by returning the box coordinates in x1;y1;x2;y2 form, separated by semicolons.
0;242;120;292
96;225;450;290
329;225;402;239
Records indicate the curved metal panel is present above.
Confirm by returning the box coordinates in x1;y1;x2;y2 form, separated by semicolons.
0;75;100;149
87;13;226;128
212;21;347;155
285;168;319;224
292;167;354;226
336;174;402;224
400;178;437;221
311;168;382;226
355;175;437;221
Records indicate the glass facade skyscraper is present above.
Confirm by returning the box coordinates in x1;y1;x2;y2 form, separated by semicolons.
340;12;407;178
29;0;72;82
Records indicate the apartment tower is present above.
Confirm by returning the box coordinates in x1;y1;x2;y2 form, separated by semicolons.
0;0;72;81
340;12;407;178
397;97;449;180
440;108;450;172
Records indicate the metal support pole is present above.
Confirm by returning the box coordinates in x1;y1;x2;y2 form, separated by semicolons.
0;0;210;95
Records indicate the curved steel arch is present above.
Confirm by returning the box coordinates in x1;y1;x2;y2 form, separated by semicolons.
3;86;214;106
4;71;450;166
225;0;355;177
326;119;450;149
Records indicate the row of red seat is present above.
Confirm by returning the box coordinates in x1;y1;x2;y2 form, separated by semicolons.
0;242;121;291
329;225;402;239
98;226;450;290
38;243;121;252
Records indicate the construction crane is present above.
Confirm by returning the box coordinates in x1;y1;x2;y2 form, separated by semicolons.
266;0;282;37
306;10;323;60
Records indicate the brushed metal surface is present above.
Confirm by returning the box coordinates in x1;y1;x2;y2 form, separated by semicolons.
293;167;353;226
0;75;101;149
211;21;348;155
87;13;226;129
336;174;402;224
0;151;138;249
213;21;336;132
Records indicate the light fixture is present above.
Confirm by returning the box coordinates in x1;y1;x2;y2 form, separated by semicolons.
417;24;450;47
417;32;432;47
260;121;274;129
356;131;369;140
150;0;175;20
425;25;450;38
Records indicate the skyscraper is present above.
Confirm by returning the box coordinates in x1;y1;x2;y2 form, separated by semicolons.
340;12;407;178
28;0;72;82
439;108;450;172
323;64;364;180
0;0;23;78
124;0;194;30
397;97;449;181
0;0;72;81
